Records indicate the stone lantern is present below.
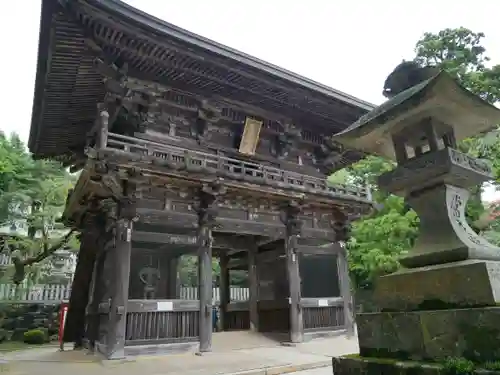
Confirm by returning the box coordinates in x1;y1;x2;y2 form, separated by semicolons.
331;66;500;373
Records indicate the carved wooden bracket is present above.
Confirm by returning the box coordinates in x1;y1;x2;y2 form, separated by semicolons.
330;209;351;242
270;123;301;158
312;137;348;173
280;200;304;237
118;180;138;221
195;179;227;227
191;100;222;143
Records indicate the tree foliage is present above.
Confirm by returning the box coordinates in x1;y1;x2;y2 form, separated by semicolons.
347;27;500;289
0;132;78;284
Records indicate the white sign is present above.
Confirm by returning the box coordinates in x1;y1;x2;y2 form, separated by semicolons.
157;301;174;311
318;299;329;307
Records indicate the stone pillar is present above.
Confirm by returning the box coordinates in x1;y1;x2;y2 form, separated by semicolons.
195;180;226;353
281;200;303;343
248;243;259;332
219;252;230;331
104;183;136;360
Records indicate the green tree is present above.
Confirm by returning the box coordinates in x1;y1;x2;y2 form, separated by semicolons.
0;132;78;284
346;27;500;289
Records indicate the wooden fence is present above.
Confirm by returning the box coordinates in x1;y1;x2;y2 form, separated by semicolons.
0;283;249;303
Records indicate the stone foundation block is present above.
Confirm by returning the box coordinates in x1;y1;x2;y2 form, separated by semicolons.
332;356;500;375
357;307;500;362
375;260;500;311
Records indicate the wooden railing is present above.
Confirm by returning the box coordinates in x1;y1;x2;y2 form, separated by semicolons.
258;299;290;333
125;299;199;346
225;301;250;331
105;133;370;200
302;297;345;332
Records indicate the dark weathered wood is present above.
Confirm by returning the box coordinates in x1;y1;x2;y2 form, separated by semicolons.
63;226;99;347
219;252;230;331
302;305;345;332
85;236;107;352
136;207;338;240
97;105;110;149
296;243;343;255
133;230;250;252
300;297;343;308
256;247;286;264
35;1;374;355
248;244;259;332
167;257;180;299
105;193;135;359
337;242;354;336
127;299;199;313
196;181;226;352
283;201;304;343
225;301;251;331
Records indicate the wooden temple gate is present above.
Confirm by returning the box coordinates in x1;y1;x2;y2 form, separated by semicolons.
29;0;374;360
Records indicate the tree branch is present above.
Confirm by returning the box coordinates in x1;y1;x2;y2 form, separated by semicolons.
21;228;76;267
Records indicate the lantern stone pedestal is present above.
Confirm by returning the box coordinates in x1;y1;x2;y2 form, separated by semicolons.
331;69;500;374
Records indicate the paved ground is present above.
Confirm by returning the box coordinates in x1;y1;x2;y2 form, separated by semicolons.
1;331;358;375
289;368;332;375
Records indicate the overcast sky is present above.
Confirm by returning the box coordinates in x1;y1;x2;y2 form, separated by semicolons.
0;0;499;199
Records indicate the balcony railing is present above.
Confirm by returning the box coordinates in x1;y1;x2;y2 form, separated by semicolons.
105;133;371;201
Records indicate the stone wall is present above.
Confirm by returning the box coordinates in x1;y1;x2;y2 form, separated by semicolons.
354;289;380;313
0;302;61;342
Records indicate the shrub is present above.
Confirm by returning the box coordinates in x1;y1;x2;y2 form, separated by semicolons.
23;329;47;345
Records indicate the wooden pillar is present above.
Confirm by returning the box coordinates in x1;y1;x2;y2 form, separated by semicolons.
167;257;180;299
337;242;355;336
282;201;303;343
219;252;230;331
248;244;259;332
105;183;136;359
85;217;107;352
96;103;109;149
65;232;94;350
195;180;226;353
332;214;354;337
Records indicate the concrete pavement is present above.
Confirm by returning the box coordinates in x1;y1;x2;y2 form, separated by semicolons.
1;331;358;375
288;367;332;375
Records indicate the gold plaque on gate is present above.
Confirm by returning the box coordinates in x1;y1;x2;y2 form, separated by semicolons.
239;117;262;155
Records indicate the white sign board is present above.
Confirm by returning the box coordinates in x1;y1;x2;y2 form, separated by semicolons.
157;301;174;311
318;299;329;307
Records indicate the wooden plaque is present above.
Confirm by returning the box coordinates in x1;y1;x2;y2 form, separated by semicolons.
239;117;263;155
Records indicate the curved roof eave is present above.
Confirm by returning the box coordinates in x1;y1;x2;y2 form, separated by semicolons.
91;0;376;111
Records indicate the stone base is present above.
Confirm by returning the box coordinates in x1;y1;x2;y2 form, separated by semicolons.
357;307;500;362
375;260;500;311
332;356;500;374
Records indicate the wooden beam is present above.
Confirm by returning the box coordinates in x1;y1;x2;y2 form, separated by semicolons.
133;231;197;246
256;248;285;264
132;231;249;251
228;257;247;269
136;208;336;240
296;243;342;256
